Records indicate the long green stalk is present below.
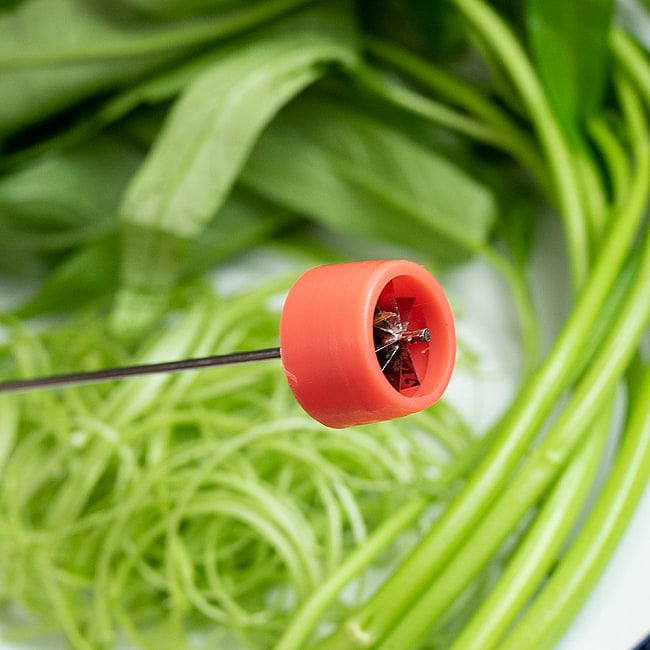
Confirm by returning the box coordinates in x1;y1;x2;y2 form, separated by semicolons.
0;0;310;68
274;500;424;650
448;400;615;650
588;117;631;206
312;214;649;647
353;65;509;150
275;415;487;649
573;142;609;245
453;0;590;288
362;38;549;190
500;362;650;650
377;218;650;646
612;28;650;107
311;37;649;650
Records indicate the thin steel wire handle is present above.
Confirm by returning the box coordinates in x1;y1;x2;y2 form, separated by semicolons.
0;348;281;394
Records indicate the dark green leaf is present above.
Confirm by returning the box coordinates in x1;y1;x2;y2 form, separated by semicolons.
526;0;614;128
241;92;496;267
12;235;120;318
0;133;141;250
0;0;24;9
111;1;357;337
406;0;466;57
122;0;245;20
0;0;312;139
118;3;356;238
10;190;294;318
182;191;296;278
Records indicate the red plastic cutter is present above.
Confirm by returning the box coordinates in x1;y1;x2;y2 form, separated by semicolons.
0;260;456;428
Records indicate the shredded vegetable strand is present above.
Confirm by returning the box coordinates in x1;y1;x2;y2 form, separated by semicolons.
0;280;465;648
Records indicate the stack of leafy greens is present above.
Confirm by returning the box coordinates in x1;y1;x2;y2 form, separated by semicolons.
0;0;649;648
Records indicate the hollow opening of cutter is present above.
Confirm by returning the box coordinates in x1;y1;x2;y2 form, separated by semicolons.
373;279;430;393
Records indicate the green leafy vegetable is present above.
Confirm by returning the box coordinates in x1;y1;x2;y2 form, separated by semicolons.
10;190;295;318
0;0;311;138
0;133;141;251
112;1;358;337
0;0;649;648
241;92;496;266
526;0;615;129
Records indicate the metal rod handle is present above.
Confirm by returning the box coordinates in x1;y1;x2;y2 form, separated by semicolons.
0;347;282;394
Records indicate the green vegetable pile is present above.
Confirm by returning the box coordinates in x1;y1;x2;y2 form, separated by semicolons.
0;0;649;648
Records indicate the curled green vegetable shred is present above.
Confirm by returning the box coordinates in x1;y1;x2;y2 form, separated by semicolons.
0;281;474;649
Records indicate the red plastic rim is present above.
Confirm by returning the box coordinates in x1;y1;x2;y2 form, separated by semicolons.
279;260;456;428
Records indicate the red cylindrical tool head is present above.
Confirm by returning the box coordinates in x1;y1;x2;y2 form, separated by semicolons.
279;260;456;428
